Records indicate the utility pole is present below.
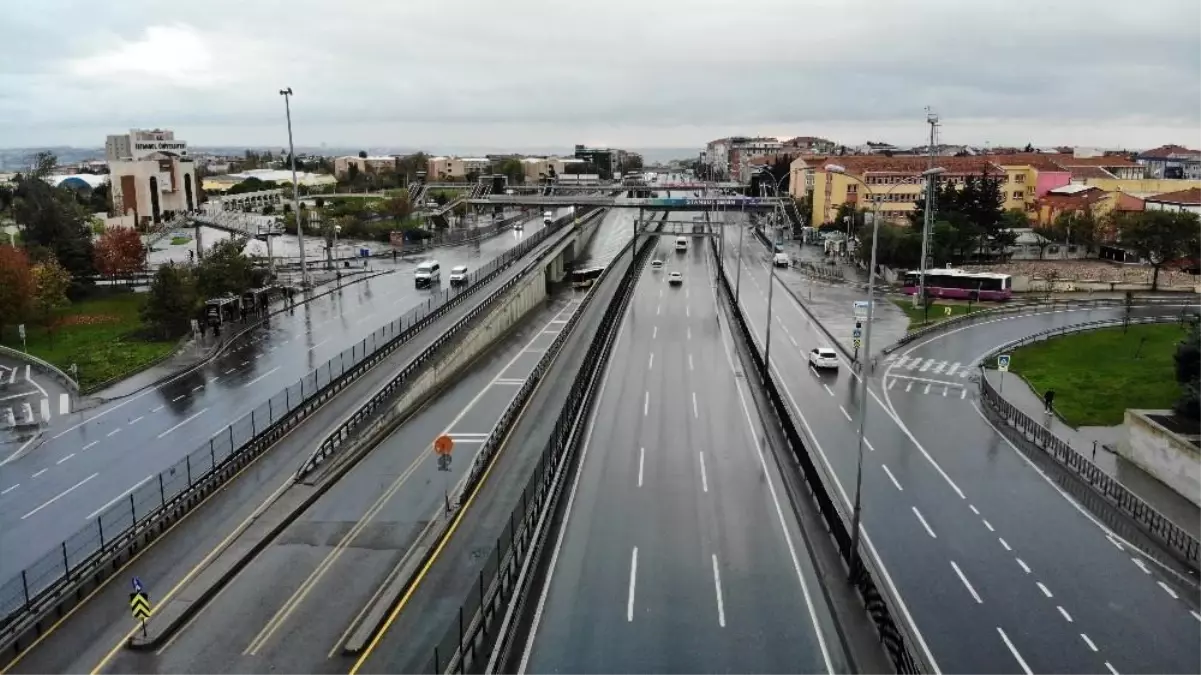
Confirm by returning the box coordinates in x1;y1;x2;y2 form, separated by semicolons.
916;109;939;307
280;87;309;288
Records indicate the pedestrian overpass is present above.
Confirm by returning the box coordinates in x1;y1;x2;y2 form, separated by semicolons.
468;195;783;212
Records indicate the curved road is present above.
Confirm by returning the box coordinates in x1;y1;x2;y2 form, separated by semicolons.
0;209;574;582
719;215;1201;674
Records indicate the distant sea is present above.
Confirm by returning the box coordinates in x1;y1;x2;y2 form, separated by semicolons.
0;145;700;171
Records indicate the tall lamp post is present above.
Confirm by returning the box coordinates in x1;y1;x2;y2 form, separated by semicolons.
825;163;945;577
279;87;309;288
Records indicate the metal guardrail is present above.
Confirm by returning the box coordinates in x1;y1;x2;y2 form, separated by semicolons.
710;236;929;674
0;345;79;394
882;296;1200;355
430;219;661;675
295;208;605;480
0;209;592;654
976;315;1200;573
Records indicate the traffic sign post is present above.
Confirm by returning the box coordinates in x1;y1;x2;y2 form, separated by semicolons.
129;590;152;637
17;324;25;352
997;354;1011;392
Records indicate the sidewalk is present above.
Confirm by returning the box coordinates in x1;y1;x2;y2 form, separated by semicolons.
982;369;1199;531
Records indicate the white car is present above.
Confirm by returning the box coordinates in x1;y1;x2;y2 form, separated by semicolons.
675;236;688;252
449;265;469;286
513;221;524;231
773;252;790;268
808;347;839;370
667;271;684;286
650;259;664;271
414;260;440;288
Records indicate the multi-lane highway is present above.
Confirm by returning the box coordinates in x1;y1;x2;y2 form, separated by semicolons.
0;209;572;582
520;226;843;673
717;215;1201;674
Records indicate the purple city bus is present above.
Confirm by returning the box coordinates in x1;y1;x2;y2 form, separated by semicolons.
902;268;1013;301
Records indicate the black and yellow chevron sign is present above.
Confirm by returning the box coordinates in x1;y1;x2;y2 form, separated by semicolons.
129;591;152;620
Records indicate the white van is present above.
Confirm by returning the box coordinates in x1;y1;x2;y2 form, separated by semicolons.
543;211;554;225
415;261;440;288
773;252;790;268
675;236;688;252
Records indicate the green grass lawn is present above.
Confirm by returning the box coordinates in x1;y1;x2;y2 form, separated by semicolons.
0;292;178;391
170;235;193;246
892;299;987;330
1008;323;1187;427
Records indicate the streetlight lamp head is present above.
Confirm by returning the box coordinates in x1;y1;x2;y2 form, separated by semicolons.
824;164;848;174
922;167;946;177
279;87;292;96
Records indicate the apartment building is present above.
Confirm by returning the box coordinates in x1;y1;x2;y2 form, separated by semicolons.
1137;145;1201;180
520;157;587;183
333;155;399;178
703;136;782;180
426;156;492;180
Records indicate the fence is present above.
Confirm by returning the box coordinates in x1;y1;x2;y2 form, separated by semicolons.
976;317;1200;573
0;208;596;651
428;221;660;675
296;208;608;480
711;236;930;673
882;295;1199;355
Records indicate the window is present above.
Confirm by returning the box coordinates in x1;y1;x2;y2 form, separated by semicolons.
1015;174;1026;184
1013;190;1025;200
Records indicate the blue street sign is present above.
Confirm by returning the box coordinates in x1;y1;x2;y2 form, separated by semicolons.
997;354;1011;372
852;328;862;339
132;576;143;593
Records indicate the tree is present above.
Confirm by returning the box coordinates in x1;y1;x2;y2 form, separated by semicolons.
0;245;33;336
11;172;95;292
141;263;199;339
195;238;254;298
1114;210;1201;290
1174;320;1200;421
226;177;279;195
381;194;412;220
27;151;57;179
30;257;71;338
93;226;146;278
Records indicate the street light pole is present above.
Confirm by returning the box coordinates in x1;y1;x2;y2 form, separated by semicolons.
764;259;777;368
280;87;308;288
825;163;944;577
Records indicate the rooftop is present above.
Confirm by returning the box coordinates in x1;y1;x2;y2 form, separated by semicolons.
1146;187;1201;205
1137;144;1201;160
820;155;1002;176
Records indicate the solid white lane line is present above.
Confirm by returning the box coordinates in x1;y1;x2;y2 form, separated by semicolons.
1131;557;1150;574
1036;582;1053;598
56;453;75;464
643;391;649;417
0;484;18;495
1080;633;1098;652
950;561;982;603
191;385;203;393
699;452;709;493
881;464;903;491
21;473;98;520
688;353;694;371
1157;581;1179;599
648;353;654;371
997;627;1033;675
1190;610;1201;622
627;547;638;622
1057;606;1073;623
912;506;937;538
243;366;280;388
839;405;852;422
1016;558;1031;574
1106;534;1124;551
822;384;834;397
82;441;98;451
106;428;121;437
1105;662;1120;675
692;392;699;419
157;408;209;439
86;474;154;520
151;405;164;413
26;365;48;397
982;519;994;532
171;395;185;402
32;469;47;478
711;554;726;628
638;448;644;488
998;537;1011;551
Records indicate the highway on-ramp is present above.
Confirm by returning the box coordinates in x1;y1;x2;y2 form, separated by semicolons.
520;230;842;673
719;216;1201;674
0;210;571;582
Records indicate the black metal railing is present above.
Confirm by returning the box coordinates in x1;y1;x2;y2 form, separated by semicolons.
977;317;1200;573
0;208;596;654
428;221;661;675
709;236;930;674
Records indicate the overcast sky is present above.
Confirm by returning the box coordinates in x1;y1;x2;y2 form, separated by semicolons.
2;0;1199;152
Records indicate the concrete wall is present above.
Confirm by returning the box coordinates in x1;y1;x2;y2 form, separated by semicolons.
1118;410;1201;508
391;269;547;418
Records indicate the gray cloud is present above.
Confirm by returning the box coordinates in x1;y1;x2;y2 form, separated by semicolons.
1;0;1198;150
